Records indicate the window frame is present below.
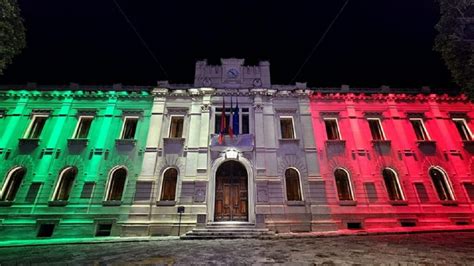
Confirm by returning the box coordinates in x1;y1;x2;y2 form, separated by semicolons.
104;166;128;201
24;114;49;139
428;166;455;201
0;166;26;202
119;116;139;140
452;118;473;141
159;167;179;202
51;166;77;201
284;167;304;202
367;118;386;141
279;116;296;139
334;168;354;201
382;168;405;201
168;115;185;138
324;118;342;140
72;115;94;139
213;106;251;135
409;118;431;141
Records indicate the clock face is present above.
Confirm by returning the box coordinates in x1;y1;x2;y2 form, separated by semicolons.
227;68;239;79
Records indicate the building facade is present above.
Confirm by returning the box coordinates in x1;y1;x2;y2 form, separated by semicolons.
0;59;473;241
311;90;474;230
0;87;152;240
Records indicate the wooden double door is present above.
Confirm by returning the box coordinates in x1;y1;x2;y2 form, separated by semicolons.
214;161;248;222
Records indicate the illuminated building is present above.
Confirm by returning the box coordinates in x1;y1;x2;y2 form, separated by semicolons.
0;59;473;241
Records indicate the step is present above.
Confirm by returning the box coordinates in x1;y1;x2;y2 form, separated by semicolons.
191;228;270;232
180;224;275;240
186;231;272;236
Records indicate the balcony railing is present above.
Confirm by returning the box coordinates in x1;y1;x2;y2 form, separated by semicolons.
209;134;254;151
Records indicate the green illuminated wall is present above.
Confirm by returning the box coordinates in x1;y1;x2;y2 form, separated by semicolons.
0;88;153;240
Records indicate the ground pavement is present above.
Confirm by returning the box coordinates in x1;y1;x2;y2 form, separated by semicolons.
1;232;474;265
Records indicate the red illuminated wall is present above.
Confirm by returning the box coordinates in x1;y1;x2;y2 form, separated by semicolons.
310;92;474;230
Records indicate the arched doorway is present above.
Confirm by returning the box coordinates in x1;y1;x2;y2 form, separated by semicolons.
214;160;248;221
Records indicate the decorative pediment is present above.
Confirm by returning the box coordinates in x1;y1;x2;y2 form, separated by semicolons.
319;111;340;118
76;109;97;117
0;155;35;180
275;108;297;114
121;109;143;117
406;112;426;119
31;109;52;117
448;111;468;119
166;107;189;115
363;111;383;118
50;155;86;178
277;155;307;177
156;154;185;178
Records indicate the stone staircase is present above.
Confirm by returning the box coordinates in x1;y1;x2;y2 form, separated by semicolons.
180;223;275;240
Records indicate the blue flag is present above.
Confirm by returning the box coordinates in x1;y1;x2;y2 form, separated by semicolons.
233;98;239;135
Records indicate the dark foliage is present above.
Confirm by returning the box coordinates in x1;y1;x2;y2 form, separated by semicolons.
0;0;26;75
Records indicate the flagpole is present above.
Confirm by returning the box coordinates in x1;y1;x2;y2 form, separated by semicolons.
218;96;226;144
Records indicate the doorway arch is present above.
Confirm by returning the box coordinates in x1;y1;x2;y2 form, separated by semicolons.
214;161;248;221
208;151;255;223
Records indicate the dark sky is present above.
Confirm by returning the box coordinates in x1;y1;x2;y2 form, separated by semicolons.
0;0;456;89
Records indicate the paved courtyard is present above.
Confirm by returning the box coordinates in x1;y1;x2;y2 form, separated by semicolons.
1;232;474;265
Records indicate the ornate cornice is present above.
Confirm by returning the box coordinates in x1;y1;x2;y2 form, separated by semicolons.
0;89;152;100
310;92;469;104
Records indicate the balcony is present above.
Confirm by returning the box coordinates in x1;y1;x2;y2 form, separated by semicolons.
372;139;391;154
462;140;474;152
325;139;346;155
416;140;436;155
115;139;136;152
416;140;436;147
67;138;88;146
18;138;40;147
209;134;254;152
115;139;136;146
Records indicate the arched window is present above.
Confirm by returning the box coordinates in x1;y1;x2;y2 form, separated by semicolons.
1;167;26;201
53;167;77;201
160;168;178;201
285;168;302;201
382;168;404;201
106;167;127;201
334;168;353;201
429;167;454;201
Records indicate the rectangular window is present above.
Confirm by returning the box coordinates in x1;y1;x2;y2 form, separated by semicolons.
120;116;138;139
37;223;55;237
214;107;250;134
169;116;184;138
324;118;341;140
73;116;93;139
280;117;295;139
25;183;42;203
453;118;473;141
414;183;429;203
241;108;249;134
367;118;385;140
364;182;378;203
95;223;112;237
80;182;95;199
464;183;474;202
24;115;48;139
409;118;430;141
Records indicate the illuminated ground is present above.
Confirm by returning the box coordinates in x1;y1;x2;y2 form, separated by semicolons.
1;232;474;265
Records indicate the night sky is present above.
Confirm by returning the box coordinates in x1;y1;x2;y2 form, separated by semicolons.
0;0;456;89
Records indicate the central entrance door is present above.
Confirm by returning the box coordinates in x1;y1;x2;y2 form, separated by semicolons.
214;160;248;221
